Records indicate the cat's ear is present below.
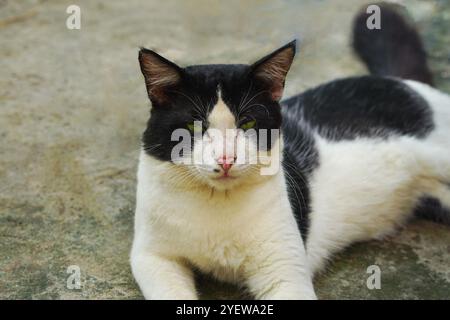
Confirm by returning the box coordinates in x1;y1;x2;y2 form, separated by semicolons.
138;48;183;104
250;40;296;101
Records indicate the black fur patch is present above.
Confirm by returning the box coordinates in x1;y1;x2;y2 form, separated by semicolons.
282;76;434;141
282;116;318;241
139;42;296;162
414;197;450;225
352;2;433;85
142;64;282;161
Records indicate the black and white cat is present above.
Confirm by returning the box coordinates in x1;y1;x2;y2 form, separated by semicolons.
131;5;450;299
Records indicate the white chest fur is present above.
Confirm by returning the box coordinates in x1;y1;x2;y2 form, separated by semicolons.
131;151;316;299
132;152;304;284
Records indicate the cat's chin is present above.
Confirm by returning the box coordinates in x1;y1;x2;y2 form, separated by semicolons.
203;172;268;191
213;175;237;181
204;176;242;191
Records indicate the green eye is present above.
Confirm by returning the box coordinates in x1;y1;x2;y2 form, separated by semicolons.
187;122;202;133
240;120;256;130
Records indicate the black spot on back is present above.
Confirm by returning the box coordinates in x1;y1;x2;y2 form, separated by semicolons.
282;76;434;141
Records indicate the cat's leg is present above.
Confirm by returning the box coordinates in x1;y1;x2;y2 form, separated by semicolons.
243;219;316;300
306;188;417;274
304;141;428;275
244;251;316;300
131;247;197;300
305;180;449;274
306;184;450;275
132;156;197;300
306;212;361;275
413;146;450;222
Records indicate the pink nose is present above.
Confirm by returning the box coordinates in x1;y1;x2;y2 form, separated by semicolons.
220;163;233;172
217;156;235;173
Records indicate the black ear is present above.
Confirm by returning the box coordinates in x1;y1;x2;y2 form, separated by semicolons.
250;40;296;101
138;48;182;104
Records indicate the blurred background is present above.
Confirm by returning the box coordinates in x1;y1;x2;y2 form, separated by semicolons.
0;0;449;299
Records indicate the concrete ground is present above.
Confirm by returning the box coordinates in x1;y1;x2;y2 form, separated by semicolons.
0;0;449;299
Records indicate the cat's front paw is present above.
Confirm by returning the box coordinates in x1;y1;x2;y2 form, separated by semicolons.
264;291;317;300
143;291;198;300
258;286;317;300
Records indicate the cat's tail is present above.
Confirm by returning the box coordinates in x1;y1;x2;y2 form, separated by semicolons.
352;2;433;86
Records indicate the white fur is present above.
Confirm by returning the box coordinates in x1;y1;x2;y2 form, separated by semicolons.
306;80;450;273
131;92;316;300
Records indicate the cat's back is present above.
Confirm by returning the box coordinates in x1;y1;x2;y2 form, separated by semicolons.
281;76;438;141
280;76;450;239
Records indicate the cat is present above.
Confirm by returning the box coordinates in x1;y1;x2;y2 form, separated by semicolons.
131;4;450;299
131;40;316;300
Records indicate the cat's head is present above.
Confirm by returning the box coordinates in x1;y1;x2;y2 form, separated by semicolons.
139;41;296;190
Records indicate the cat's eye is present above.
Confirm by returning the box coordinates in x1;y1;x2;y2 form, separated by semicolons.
187;122;202;133
240;120;256;130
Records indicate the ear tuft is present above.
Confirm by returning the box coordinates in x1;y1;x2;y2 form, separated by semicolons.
138;48;182;104
251;40;297;101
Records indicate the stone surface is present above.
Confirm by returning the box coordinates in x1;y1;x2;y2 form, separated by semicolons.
0;0;449;299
